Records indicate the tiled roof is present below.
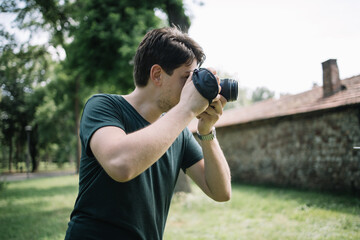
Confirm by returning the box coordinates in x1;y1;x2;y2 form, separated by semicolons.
188;75;360;132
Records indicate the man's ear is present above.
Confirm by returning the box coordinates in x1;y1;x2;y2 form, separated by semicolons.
150;64;162;86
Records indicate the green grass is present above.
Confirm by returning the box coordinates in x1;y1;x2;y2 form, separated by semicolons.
0;175;359;240
0;175;78;240
165;185;360;240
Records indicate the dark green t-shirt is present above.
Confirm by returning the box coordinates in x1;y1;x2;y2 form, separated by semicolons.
65;94;203;240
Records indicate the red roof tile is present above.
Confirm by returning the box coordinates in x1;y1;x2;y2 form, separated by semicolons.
188;75;360;132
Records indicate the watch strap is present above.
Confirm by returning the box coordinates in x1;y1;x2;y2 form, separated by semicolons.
196;127;216;141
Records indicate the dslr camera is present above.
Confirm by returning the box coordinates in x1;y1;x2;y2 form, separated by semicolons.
192;68;238;103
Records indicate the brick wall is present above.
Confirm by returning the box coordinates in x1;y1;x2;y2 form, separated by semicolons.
217;106;360;193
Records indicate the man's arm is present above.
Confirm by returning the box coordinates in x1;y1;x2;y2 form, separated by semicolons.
186;96;231;202
90;76;209;182
186;141;231;202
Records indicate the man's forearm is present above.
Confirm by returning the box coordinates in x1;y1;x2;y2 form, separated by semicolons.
200;139;231;201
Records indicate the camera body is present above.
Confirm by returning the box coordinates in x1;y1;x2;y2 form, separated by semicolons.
192;68;238;103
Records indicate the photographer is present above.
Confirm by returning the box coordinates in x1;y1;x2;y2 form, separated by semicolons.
65;27;231;240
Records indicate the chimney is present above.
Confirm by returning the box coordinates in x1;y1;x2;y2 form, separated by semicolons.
322;59;341;97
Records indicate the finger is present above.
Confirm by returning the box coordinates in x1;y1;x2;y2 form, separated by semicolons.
210;96;225;113
206;67;216;75
205;105;217;116
218;95;227;107
211;95;222;107
212;94;221;102
210;103;222;116
198;103;219;118
206;67;220;83
196;112;208;119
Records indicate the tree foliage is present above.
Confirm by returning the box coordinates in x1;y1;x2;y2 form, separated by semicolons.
0;0;192;172
251;86;275;102
65;0;190;91
0;26;50;171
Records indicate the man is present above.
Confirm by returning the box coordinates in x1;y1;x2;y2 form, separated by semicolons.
65;27;231;240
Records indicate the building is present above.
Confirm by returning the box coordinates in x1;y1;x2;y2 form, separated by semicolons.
189;59;360;193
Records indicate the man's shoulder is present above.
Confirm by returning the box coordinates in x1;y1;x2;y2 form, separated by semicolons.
88;93;122;102
85;94;124;109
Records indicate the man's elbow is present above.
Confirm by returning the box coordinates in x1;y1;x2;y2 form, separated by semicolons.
112;171;133;183
107;159;135;183
213;190;231;202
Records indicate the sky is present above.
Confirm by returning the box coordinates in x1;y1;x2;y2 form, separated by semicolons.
1;0;359;96
183;0;360;95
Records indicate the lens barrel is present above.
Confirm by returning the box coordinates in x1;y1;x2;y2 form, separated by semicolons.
220;79;238;102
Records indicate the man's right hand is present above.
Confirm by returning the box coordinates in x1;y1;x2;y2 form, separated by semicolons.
178;71;210;117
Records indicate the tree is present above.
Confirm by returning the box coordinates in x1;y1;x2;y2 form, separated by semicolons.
164;0;191;32
251;86;275;102
0;26;50;172
1;0;197;194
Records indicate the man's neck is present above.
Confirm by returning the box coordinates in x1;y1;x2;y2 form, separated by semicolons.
123;87;162;123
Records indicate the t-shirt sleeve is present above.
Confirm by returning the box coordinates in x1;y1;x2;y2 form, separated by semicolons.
181;128;204;172
80;95;125;157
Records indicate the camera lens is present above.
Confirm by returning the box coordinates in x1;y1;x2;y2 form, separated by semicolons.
220;79;238;102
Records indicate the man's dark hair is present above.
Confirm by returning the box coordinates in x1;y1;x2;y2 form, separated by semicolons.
133;27;206;87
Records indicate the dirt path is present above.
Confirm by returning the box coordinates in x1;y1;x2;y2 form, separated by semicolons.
0;170;77;182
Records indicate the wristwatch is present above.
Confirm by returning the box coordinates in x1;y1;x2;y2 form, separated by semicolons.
196;127;216;141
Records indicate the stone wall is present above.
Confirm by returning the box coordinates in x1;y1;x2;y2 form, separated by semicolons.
216;105;360;193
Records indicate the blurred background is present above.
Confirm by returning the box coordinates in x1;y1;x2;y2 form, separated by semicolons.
0;0;359;178
184;0;360;95
1;1;360;239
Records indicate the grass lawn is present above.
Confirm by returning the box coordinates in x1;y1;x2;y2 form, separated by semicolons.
165;185;360;240
0;175;359;240
0;175;78;240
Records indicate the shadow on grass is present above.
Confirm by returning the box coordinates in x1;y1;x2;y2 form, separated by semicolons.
232;183;360;216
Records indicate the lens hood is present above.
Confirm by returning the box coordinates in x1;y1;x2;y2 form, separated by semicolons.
192;68;219;104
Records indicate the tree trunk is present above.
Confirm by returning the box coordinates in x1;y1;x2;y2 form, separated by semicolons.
165;0;190;33
30;125;39;172
1;145;6;169
8;137;12;172
15;139;21;172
